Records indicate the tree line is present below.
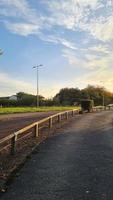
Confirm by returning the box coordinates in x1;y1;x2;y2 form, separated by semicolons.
54;85;113;106
0;85;113;107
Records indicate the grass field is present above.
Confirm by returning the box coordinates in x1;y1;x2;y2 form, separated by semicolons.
0;106;79;114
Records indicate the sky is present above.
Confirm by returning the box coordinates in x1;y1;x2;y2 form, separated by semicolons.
0;0;113;98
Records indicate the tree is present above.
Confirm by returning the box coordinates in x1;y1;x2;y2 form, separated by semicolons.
16;92;36;106
81;85;113;106
16;92;45;106
54;88;81;105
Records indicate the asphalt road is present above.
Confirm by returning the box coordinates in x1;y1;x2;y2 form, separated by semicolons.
1;111;113;200
0;111;58;139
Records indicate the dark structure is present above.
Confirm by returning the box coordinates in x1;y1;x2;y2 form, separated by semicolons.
80;99;94;113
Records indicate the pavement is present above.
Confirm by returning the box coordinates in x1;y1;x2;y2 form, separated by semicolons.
1;111;113;200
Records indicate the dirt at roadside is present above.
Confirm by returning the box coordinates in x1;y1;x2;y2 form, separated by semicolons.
0;111;59;139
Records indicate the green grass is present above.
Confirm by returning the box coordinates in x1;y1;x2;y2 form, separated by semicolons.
0;106;79;114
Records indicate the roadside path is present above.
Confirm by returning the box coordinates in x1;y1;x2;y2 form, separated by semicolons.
1;111;113;200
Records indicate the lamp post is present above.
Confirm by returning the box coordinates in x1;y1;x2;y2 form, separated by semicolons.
100;81;105;109
102;89;104;108
33;64;43;107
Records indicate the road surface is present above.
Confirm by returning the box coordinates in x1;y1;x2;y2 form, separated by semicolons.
0;111;58;139
1;111;113;199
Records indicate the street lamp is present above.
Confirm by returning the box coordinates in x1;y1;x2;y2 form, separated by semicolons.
33;64;43;107
102;89;105;108
100;81;105;109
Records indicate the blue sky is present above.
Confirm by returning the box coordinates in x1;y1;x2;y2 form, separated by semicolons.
0;0;113;97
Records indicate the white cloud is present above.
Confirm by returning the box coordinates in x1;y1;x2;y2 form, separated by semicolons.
44;0;101;27
1;0;113;44
76;68;113;92
40;82;66;98
43;0;113;42
1;0;113;95
39;33;77;49
63;48;86;67
89;44;110;54
0;0;78;48
62;48;100;70
0;0;38;21
0;72;35;96
82;16;113;42
0;0;43;35
40;0;113;43
0;71;63;98
5;22;40;36
63;46;113;71
1;0;113;43
63;44;113;92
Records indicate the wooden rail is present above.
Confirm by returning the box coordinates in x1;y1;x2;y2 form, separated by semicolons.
0;106;112;155
93;106;112;111
0;109;79;155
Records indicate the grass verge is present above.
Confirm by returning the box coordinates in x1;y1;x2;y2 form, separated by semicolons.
0;106;79;114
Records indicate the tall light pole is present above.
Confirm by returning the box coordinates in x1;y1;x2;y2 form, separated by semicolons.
102;89;105;108
100;81;105;109
33;64;43;107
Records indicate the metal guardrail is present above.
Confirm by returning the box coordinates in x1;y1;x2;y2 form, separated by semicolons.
0;109;80;155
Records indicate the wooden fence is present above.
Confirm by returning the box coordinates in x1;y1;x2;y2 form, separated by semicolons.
0;106;112;156
0;109;80;155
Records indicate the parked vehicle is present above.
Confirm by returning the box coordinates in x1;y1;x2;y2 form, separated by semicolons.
80;99;94;113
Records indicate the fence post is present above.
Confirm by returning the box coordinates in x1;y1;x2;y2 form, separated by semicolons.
49;117;52;128
58;114;61;123
72;110;74;117
11;133;17;155
66;112;68;120
35;123;39;138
